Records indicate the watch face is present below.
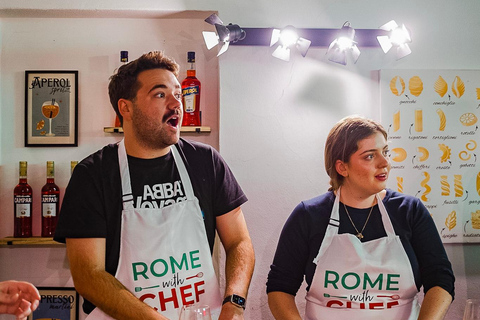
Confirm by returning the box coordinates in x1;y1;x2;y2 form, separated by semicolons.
232;295;245;306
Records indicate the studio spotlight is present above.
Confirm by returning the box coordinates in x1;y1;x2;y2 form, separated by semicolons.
326;22;360;65
377;20;412;60
202;13;246;56
270;25;311;61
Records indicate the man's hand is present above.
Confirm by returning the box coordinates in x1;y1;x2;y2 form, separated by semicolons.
0;280;40;319
218;302;244;320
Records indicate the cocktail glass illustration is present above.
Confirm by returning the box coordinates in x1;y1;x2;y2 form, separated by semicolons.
42;99;60;136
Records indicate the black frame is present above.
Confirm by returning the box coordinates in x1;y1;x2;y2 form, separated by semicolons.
28;287;79;320
25;70;78;147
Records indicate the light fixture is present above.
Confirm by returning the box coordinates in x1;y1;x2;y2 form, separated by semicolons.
202;13;246;56
377;20;412;60
326;22;361;65
270;26;311;61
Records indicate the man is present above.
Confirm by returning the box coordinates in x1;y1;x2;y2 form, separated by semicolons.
54;51;255;320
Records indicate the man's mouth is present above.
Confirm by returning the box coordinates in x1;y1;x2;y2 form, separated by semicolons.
167;116;179;128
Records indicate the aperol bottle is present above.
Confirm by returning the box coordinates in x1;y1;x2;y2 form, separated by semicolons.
181;52;201;126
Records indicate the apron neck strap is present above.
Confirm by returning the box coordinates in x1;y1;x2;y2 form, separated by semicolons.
118;139;134;210
117;139;195;210
332;187;396;236
170;144;195;200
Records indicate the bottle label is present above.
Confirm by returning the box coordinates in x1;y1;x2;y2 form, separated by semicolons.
15;204;31;218
42;194;59;217
182;86;199;112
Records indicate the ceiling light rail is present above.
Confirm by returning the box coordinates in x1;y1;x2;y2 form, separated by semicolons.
202;14;411;64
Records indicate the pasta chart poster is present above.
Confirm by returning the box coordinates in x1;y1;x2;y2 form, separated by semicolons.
380;69;480;243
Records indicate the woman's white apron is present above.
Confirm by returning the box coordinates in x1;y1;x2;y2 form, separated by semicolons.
86;140;221;319
305;188;420;320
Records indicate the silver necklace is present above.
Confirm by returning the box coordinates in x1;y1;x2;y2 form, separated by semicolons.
343;199;375;240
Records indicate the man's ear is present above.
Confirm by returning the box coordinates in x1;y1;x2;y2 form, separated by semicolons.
335;159;348;177
118;99;132;121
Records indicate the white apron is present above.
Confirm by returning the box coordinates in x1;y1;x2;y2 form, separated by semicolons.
86;140;222;320
305;188;421;320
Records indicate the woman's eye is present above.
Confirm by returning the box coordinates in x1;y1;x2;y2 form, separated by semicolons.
155;92;165;98
175;94;182;100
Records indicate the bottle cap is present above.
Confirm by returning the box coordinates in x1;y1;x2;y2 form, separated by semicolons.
187;51;195;63
121;51;129;63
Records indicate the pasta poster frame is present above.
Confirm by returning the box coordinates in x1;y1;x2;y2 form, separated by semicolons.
380;69;480;243
25;70;78;147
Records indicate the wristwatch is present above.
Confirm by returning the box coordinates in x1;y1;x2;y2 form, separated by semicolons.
222;294;246;309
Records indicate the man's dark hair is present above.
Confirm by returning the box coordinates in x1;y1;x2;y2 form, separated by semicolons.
108;51;179;126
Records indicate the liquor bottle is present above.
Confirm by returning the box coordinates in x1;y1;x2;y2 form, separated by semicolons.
114;51;129;127
181;51;201;126
14;161;33;238
71;161;78;176
41;161;60;237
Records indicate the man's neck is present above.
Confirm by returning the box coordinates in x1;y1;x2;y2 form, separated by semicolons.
123;135;172;159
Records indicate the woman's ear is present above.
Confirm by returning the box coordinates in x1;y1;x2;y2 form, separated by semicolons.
335;159;348;177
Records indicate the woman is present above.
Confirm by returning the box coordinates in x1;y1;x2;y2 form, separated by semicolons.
267;116;454;320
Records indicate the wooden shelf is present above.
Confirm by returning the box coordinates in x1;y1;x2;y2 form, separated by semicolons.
104;126;211;133
0;237;64;247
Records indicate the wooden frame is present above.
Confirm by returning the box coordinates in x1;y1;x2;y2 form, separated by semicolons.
28;287;79;320
25;70;78;147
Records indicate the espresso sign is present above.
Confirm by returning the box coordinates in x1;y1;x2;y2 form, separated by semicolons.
28;287;79;320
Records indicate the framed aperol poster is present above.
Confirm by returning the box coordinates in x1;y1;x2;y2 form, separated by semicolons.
25;70;78;147
380;69;480;243
27;287;79;320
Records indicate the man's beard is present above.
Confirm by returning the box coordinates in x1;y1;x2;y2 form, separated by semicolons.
131;104;179;150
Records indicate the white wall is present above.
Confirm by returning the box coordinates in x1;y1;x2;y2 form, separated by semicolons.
1;0;480;319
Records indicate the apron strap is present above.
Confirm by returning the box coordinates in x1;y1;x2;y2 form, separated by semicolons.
117;139;196;209
171;145;195;200
118;139;135;210
314;187;396;264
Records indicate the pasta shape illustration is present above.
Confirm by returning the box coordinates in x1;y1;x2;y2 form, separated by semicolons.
445;211;456;231
393;111;400;132
466;140;477;151
397;176;403;193
452;76;465;98
415;109;423;132
459;140;477;161
391;148;407;162
439;144;451;163
459;113;478;126
417;147;429;162
454;175;463;198
459;151;471;161
440;175;450;196
477;172;480;196
471;210;480;229
408;76;423;96
436;109;446;131
390;76;405;96
420;172;431;202
434;76;448;97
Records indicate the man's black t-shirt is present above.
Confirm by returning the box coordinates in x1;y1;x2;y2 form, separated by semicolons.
54;138;247;313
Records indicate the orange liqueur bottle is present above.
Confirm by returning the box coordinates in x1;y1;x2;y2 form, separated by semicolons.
181;51;201;126
41;161;60;237
14;161;33;237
